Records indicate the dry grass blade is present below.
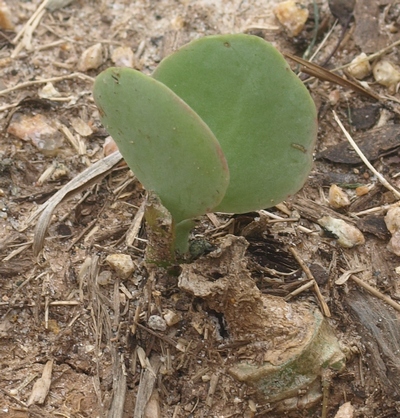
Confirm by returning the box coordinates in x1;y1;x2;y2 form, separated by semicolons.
284;52;380;101
31;151;123;256
108;353;127;418
11;0;49;59
335;268;366;285
332;111;400;200
12;0;48;44
0;388;28;408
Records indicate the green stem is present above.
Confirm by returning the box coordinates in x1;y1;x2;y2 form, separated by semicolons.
173;219;196;255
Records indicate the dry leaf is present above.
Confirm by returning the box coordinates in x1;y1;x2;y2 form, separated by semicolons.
284;53;380;101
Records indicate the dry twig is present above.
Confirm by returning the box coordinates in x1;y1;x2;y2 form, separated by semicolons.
11;0;49;57
0;73;94;97
338;268;400;313
289;247;331;317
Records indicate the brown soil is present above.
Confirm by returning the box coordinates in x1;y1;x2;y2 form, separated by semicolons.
1;1;400;417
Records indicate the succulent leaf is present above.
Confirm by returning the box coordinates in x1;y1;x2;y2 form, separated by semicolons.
153;34;318;213
93;68;229;223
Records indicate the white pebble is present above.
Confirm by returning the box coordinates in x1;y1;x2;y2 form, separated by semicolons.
111;46;136;68
384;207;400;256
347;53;371;80
373;60;400;89
78;43;104;71
318;216;365;248
148;315;167;332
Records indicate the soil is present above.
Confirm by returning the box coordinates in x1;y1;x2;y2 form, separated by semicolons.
1;0;400;417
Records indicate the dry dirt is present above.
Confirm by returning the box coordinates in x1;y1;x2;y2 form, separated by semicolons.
1;0;400;417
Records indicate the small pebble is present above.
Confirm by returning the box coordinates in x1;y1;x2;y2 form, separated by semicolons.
355;185;370;196
143;391;161;418
384;207;400;256
38;82;61;99
52;163;69;180
111;46;136;68
388;230;400;256
274;0;309;37
318;216;365;248
104;136;119;156
328;89;341;106
328;184;350;209
106;254;135;279
78;43;104;71
148;315;167;332
334;401;354;418
373;60;400;89
97;270;112;285
7;114;63;155
248;399;257;412
347;53;371;80
384;206;400;233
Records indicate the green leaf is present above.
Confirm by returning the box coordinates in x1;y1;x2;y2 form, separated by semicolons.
93;68;229;223
153;34;317;213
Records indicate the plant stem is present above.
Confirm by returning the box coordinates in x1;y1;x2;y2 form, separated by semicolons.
144;192;194;265
144;192;176;266
173;219;196;255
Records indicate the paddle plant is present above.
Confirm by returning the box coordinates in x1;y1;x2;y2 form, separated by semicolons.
93;34;317;260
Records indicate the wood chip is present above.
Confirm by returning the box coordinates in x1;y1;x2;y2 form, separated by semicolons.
126;199;146;246
26;360;53;406
134;355;161;418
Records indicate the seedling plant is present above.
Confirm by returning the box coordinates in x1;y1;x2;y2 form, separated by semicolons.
93;34;317;262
